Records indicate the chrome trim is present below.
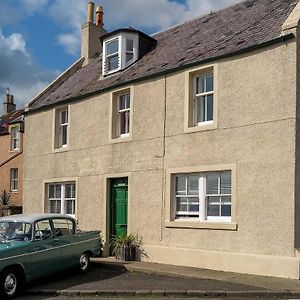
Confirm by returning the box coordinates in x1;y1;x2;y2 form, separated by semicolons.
0;237;100;261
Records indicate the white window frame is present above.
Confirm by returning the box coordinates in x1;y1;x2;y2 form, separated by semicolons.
10;125;20;151
117;93;130;137
104;37;121;74
102;33;139;76
174;171;231;223
48;182;76;217
10;168;18;192
59;109;68;148
193;72;214;126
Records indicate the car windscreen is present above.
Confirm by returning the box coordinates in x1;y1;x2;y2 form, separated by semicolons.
0;221;32;241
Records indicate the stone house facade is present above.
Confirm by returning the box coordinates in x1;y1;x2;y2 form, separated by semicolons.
23;0;300;278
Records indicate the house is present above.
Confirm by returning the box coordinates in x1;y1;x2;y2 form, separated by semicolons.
0;91;24;215
23;0;300;278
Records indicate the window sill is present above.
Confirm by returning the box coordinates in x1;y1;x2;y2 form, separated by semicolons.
184;122;217;134
9;149;21;153
109;135;132;144
53;146;69;153
165;221;237;231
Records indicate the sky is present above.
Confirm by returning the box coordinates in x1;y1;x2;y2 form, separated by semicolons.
0;0;242;115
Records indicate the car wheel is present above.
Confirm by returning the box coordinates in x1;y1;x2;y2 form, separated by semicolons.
0;269;19;298
79;252;90;272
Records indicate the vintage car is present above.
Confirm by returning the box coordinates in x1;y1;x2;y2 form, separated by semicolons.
0;214;101;298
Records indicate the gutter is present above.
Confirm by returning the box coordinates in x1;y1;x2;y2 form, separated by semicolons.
25;33;295;115
0;151;22;168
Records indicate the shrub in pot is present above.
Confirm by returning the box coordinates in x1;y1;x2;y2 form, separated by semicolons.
111;233;146;261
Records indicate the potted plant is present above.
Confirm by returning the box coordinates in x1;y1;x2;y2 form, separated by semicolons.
110;233;146;261
0;190;12;217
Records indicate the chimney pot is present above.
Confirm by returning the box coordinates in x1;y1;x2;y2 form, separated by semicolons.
87;2;95;23
96;6;104;28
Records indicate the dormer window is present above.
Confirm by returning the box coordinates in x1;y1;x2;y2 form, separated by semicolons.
102;28;157;76
102;31;139;76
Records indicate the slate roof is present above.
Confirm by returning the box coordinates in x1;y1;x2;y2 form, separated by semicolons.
29;0;298;112
0;109;24;135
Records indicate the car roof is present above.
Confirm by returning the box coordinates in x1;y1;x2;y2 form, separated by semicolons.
0;213;75;224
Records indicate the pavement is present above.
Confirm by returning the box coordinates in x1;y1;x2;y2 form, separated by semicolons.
20;257;300;299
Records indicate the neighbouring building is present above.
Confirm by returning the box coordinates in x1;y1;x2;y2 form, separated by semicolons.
0;91;24;215
23;0;300;278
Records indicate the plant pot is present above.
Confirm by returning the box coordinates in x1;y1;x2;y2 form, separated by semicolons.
115;245;136;261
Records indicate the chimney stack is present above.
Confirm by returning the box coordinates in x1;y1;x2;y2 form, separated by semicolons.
81;2;106;66
3;89;16;114
87;2;95;23
96;6;104;27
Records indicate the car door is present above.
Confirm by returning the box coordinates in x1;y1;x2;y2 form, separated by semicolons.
30;219;61;277
52;218;78;268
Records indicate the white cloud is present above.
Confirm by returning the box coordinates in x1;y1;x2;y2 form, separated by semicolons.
0;29;58;115
20;0;48;14
1;33;27;56
57;32;80;56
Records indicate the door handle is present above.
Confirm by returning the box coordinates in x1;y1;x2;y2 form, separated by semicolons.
120;224;127;228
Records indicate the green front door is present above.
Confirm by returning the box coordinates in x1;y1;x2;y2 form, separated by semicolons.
111;178;128;239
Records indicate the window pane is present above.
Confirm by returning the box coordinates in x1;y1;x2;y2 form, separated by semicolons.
65;200;75;214
126;53;133;63
221;196;231;204
206;74;213;92
62;125;67;145
71;183;76;198
126;94;130;108
176;197;188;212
188;176;198;195
120;112;126;135
206;173;219;194
61;111;68;124
207;204;219;216
188;197;199;212
197;96;205;123
49;185;54;198
50;200;61;213
176;176;186;195
107;55;119;71
197;75;206;94
207;95;213;121
126;39;133;51
125;111;130;133
65;184;72;198
55;185;61;198
107;40;118;55
221;205;231;217
189;204;199;212
119;95;126;110
220;172;231;194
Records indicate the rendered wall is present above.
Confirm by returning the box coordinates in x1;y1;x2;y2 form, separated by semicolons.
24;39;298;277
0;125;24;207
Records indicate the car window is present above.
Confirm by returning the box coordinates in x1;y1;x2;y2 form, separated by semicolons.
52;219;74;237
0;222;32;241
34;220;53;240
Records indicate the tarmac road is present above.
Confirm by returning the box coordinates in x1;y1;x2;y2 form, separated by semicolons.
12;261;300;299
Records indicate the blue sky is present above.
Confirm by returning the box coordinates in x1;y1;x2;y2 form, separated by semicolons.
0;0;241;114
